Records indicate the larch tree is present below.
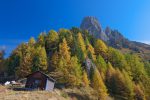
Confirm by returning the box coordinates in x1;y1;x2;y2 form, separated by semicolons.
32;46;48;72
108;47;128;70
134;84;146;100
105;62;115;94
47;30;59;43
46;30;59;53
50;51;59;71
16;43;32;78
55;38;71;83
56;38;82;87
144;61;150;77
95;55;107;74
92;69;108;100
122;70;134;99
106;68;134;100
67;56;82;87
94;39;108;59
37;33;46;47
59;29;73;47
59;38;71;62
87;41;96;61
82;70;90;87
77;32;86;59
125;54;147;83
7;44;23;75
28;37;36;47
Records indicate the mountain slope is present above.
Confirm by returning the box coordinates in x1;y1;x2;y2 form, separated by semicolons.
80;16;150;60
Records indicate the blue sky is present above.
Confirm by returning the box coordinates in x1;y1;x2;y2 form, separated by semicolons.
0;0;150;57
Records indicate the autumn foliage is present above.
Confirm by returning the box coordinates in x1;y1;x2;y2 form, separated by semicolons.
2;28;150;99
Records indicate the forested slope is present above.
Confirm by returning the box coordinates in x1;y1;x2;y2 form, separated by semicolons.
1;27;150;100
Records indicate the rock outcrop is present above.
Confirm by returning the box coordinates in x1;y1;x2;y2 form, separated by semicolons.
80;16;109;41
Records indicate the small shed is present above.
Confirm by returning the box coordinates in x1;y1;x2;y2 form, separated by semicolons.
25;71;55;91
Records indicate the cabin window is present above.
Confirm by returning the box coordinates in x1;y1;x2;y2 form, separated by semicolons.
35;80;40;84
34;80;41;88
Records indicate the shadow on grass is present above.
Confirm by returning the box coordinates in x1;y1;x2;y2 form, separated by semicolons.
67;92;92;100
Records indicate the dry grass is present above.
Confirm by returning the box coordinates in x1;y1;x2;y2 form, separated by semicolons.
0;85;66;100
62;87;98;100
0;85;113;100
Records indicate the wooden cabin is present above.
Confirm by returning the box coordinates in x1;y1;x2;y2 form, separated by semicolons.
25;71;55;91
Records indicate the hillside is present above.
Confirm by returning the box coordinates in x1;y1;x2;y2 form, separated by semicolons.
80;16;150;60
0;85;104;100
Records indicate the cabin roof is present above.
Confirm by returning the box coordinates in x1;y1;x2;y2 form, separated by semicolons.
26;71;56;82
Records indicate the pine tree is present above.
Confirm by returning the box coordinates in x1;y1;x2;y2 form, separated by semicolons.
92;69;108;100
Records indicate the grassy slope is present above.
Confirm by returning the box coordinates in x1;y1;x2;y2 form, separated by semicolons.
0;85;113;100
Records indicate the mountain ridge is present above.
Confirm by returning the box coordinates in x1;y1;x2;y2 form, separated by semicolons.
80;16;150;60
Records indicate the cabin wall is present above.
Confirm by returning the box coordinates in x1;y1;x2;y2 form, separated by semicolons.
45;79;54;91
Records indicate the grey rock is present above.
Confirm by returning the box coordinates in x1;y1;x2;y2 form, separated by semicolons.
80;16;109;41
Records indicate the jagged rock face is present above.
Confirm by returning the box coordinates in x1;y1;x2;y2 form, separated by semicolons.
80;16;109;41
80;16;127;47
107;30;131;49
80;17;133;48
105;26;111;36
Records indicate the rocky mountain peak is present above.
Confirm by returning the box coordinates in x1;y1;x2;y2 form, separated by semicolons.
80;16;101;32
80;16;109;41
